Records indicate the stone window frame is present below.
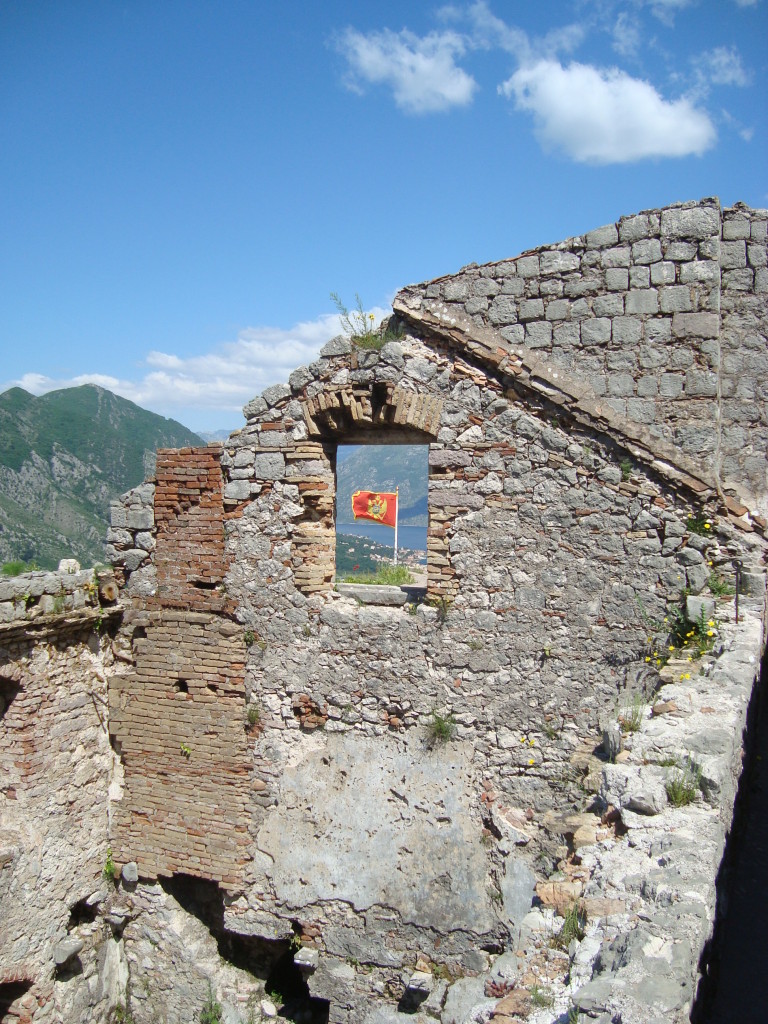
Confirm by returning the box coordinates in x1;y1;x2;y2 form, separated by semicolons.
295;385;447;600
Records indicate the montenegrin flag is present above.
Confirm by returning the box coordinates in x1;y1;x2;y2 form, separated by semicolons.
351;490;398;528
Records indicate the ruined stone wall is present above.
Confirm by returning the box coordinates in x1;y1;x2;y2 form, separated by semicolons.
0;613;120;1024
100;198;768;1023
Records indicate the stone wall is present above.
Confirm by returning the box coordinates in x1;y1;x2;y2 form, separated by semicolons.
0;602;121;1023
33;197;766;1023
395;198;768;517
103;201;767;1024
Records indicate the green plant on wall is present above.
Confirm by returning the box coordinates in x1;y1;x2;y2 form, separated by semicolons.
427;710;457;744
103;847;116;881
199;983;222;1024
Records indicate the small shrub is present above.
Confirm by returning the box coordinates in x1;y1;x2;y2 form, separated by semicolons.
330;292;383;349
529;984;554;1008
619;694;645;733
666;758;702;807
243;629;255;647
686;513;713;536
2;560;37;576
427;710;457;744
619;457;632;482
103;848;116;882
180;743;191;759
708;571;734;597
200;983;223;1024
543;718;558;739
656;754;680;768
430;595;452;624
52;593;66;614
551;903;586;950
112;1004;136;1024
669;608;719;659
246;705;260;727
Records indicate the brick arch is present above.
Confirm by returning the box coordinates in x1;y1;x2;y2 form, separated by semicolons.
301;384;443;440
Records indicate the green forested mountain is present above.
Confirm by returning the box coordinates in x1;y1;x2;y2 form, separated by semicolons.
0;385;202;569
336;444;428;526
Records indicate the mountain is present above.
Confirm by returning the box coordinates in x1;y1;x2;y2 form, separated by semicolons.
336;444;428;526
0;385;203;569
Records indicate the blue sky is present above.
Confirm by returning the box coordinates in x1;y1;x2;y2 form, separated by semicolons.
1;0;765;432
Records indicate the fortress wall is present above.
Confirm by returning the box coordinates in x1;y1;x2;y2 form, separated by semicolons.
97;198;768;1023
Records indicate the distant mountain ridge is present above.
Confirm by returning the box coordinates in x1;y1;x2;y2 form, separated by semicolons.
0;385;202;569
336;444;428;526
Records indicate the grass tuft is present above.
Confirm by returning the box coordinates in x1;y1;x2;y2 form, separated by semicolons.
342;564;413;586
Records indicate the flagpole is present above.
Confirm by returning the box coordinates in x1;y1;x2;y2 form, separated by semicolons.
394;487;399;566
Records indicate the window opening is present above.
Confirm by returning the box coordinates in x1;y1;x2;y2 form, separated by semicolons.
335;443;428;586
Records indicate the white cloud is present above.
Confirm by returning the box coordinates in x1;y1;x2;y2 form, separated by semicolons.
694;46;750;88
612;11;642;58
3;308;389;428
501;59;716;163
647;0;693;25
734;0;760;7
337;27;477;113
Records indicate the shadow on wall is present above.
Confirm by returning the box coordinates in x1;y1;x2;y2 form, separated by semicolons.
159;875;330;1023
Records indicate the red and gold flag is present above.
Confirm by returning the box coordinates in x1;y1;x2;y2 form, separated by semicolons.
351;490;397;528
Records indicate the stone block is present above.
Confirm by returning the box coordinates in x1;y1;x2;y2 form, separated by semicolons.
488;296;519;326
581;318;612;345
260;383;291;408
679;260;719;285
629;265;651;288
464;296;488;314
612;317;642;345
524;321;552;347
684;370;718;397
253;453;286;479
289;365;313;391
516;254;540;277
723;217;750;240
636;375;659;397
319;337;351;358
606;267;629;291
672;312;719;338
722;268;754;290
443;279;469;301
224;480;251;501
545;298;570;321
519;298;544;321
632;238;663;264
619;213;651;242
650;261;676;285
540;250;580;275
606;373;635;397
720;240;747;269
592;293;624;316
659;286;693;313
661;205;720;240
585;223;619;248
126;509;154;531
665;241;698;261
626;289;659;314
748;244;767;268
659;374;683;398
